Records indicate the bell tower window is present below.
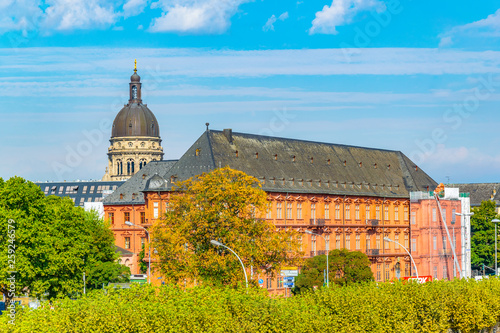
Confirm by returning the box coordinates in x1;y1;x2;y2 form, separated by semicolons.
132;85;137;100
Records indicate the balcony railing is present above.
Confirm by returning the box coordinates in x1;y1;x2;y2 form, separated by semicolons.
310;218;326;225
366;219;379;226
367;249;380;256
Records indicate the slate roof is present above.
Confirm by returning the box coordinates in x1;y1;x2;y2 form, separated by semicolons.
144;129;437;198
103;160;178;205
454;183;500;206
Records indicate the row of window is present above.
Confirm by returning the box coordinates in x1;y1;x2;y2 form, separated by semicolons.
124;236;147;250
108;212;146;224
115;159;150;175
304;233;411;252
267;202;410;221
43;184;118;195
376;263;411;281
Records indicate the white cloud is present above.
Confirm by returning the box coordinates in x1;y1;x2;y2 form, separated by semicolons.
439;9;500;47
263;11;288;32
149;0;249;34
123;0;148;18
42;0;117;31
0;0;44;35
309;0;386;35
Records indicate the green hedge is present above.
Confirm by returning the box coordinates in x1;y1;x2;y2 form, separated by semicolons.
2;278;500;332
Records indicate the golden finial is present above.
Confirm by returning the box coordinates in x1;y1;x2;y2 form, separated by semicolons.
134;59;137;72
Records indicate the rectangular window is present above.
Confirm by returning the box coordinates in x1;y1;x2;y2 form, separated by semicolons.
266;278;272;289
443;236;447;250
125;237;131;249
58;186;64;194
356;234;360;250
433;266;438;279
153;202;159;219
297;203;302;219
345;205;351;220
385;264;390;281
346;234;350;250
433;236;437;250
442;208;447;223
411;238;417;252
325;235;330;251
376;234;381;249
286;203;293;219
394;206;399;221
140;212;145;224
325;204;330;219
404;206;409;221
405;263;410;277
108;212;114;224
311;203;316;220
365;205;370;220
355;205;360;220
277;202;282;219
277;277;283;288
452;209;456;224
266;202;272;219
82;186;87;194
311;235;316;255
384;206;389;221
124;212;130;222
443;266;448;280
366;234;371;250
90;186;95;193
432;208;437;222
336;234;341;250
404;234;409;248
385;235;390;249
394;234;400;249
335;204;341;220
377;264;381;281
376;206;380;220
411;211;416;225
141;237;146;248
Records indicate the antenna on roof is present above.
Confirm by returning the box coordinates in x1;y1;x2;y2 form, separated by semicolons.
205;122;210;131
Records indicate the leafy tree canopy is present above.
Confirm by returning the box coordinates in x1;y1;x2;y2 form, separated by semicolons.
471;200;500;270
152;167;303;287
0;177;129;302
293;249;373;294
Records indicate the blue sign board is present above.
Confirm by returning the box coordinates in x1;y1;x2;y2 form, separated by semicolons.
258;279;264;284
283;276;295;282
284;282;295;288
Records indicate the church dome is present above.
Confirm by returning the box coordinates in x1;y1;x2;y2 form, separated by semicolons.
111;64;160;138
111;103;160;138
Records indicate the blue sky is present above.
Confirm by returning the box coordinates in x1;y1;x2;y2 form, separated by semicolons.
1;0;500;184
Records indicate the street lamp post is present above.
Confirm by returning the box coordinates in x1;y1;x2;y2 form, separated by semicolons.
384;237;419;279
456;212;474;279
305;230;329;287
125;221;151;284
492;219;500;276
210;240;248;292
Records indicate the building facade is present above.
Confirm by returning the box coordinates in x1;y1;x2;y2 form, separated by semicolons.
130;128;440;290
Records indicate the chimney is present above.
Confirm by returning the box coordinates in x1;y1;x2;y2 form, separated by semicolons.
223;128;233;144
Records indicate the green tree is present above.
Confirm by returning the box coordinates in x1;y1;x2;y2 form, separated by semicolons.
293;249;373;294
138;244;147;274
152;167;303;287
0;177;129;304
471;200;500;271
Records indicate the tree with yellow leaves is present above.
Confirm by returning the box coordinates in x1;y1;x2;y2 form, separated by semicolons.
151;167;303;287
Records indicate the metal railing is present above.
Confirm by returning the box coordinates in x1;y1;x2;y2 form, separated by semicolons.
366;219;379;226
310;218;326;225
367;249;380;256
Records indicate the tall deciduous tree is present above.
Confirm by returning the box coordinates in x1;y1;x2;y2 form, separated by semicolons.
152;167;303;287
0;177;129;304
471;200;500;270
293;249;373;294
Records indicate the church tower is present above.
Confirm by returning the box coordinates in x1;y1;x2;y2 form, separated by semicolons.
102;61;164;181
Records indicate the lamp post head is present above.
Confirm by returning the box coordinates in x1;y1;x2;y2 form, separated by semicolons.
125;221;134;226
210;240;222;246
305;230;313;235
492;219;500;223
383;237;392;242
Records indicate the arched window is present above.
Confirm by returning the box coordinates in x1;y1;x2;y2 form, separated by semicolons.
117;160;123;175
127;161;131;175
132;85;137;99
